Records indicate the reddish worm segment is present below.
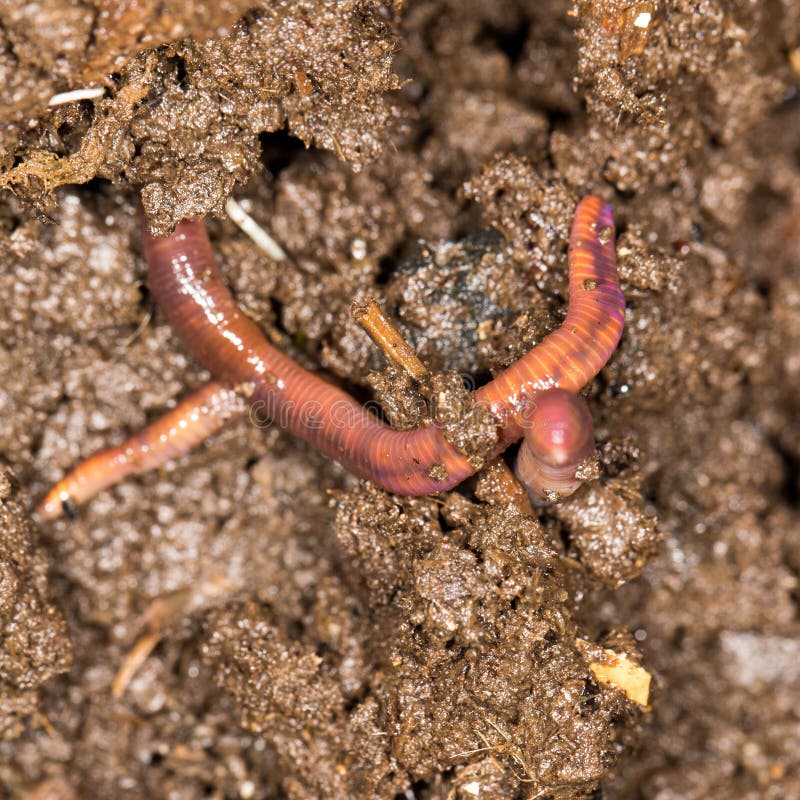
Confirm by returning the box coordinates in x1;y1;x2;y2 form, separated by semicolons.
37;195;623;518
37;382;245;519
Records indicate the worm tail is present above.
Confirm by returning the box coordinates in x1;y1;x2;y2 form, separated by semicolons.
36;381;244;520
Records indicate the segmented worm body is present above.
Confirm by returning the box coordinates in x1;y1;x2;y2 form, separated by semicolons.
37;382;244;519
37;195;623;518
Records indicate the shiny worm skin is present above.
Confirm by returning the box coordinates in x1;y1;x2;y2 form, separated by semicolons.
514;388;596;501
37;195;623;517
37;382;245;519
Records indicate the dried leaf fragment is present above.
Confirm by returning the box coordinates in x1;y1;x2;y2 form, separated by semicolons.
577;639;651;706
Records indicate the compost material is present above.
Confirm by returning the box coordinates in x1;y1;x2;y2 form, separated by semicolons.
0;1;798;798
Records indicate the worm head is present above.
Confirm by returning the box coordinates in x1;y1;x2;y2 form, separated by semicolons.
515;389;595;501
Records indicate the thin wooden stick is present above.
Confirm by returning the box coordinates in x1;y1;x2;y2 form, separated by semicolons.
351;297;429;381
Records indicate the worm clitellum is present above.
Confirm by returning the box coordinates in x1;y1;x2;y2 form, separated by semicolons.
37;195;623;518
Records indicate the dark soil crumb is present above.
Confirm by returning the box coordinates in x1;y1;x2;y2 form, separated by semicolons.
464;156;577;293
0;0;798;798
2;1;403;235
387;231;549;375
550;475;660;589
328;485;640;798
0;2;254;155
425;371;498;469
0;467;71;739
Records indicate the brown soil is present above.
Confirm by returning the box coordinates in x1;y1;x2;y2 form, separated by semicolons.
0;1;798;798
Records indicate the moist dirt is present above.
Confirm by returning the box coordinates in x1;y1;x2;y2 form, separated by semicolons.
0;1;798;798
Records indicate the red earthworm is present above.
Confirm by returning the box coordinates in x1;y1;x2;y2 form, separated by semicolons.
38;195;623;516
514;389;595;501
36;382;245;520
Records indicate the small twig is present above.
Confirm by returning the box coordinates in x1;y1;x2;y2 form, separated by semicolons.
225;197;288;262
351;297;428;381
48;87;106;106
111;630;161;698
112;572;233;697
120;307;152;349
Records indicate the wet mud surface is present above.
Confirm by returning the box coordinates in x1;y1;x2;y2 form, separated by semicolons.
0;1;799;798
